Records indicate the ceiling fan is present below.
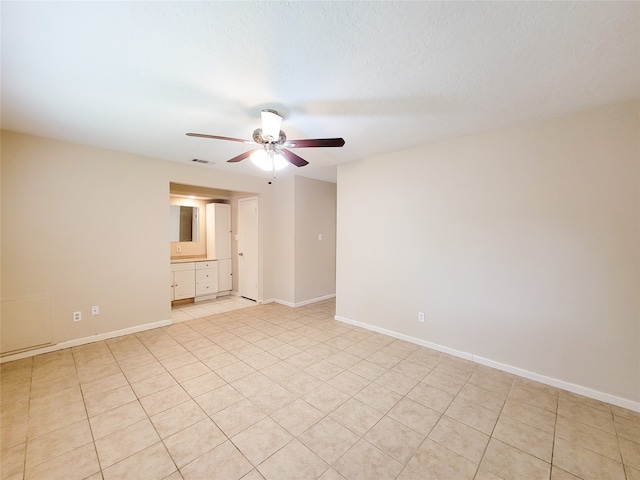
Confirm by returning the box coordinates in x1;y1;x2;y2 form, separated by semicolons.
186;109;345;170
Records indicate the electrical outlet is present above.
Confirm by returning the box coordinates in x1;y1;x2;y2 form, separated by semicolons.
91;306;100;316
418;312;425;323
73;311;82;322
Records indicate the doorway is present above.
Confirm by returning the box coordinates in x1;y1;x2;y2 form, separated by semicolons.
169;183;260;305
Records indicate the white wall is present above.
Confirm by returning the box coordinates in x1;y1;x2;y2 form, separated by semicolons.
1;131;275;350
336;101;639;405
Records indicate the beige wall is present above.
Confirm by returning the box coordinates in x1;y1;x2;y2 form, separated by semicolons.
271;176;296;303
295;176;337;303
336;101;640;404
1;131;276;349
270;176;337;305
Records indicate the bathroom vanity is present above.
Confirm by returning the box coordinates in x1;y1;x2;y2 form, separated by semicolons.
171;259;222;302
170;203;232;304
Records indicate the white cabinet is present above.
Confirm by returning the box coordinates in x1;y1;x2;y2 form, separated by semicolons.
195;261;218;300
206;203;232;259
217;259;232;294
171;262;195;300
171;258;227;303
206;203;232;296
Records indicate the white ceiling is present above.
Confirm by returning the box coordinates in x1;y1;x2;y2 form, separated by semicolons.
2;1;638;183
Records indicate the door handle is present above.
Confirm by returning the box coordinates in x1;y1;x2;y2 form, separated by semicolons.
239;253;243;256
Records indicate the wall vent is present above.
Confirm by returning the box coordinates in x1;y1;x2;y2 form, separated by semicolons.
192;158;214;165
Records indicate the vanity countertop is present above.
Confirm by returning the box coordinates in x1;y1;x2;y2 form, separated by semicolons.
170;256;209;264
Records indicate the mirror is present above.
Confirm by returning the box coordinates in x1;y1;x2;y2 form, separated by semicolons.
169;205;199;242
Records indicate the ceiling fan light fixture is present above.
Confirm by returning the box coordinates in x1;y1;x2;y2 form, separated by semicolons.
250;149;288;171
261;109;282;141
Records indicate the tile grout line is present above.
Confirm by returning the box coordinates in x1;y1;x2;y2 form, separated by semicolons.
71;345;103;480
548;388;560;480
21;358;35;479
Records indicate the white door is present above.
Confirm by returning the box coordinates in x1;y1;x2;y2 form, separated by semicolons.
238;196;259;301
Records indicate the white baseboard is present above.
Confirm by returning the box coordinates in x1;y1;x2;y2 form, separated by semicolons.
264;298;287;306
0;319;173;363
270;293;336;309
335;315;640;413
472;355;640;412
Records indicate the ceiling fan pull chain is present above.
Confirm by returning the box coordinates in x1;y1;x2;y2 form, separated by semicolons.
271;150;277;181
263;149;277;184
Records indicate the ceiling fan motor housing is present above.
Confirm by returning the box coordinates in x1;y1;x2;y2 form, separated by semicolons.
253;128;286;145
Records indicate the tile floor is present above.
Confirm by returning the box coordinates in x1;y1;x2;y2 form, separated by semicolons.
1;299;639;480
170;296;258;323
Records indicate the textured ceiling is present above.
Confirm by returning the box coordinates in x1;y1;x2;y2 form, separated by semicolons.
2;1;638;182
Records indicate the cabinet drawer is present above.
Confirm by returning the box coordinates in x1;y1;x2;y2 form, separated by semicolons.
196;282;217;296
196;269;217;283
171;262;194;272
196;261;217;270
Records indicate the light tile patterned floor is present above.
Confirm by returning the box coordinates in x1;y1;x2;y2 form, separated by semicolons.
2;299;639;480
171;296;258;323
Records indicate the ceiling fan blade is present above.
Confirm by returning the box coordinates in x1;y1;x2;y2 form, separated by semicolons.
227;149;259;163
284;138;345;148
186;133;256;144
280;148;309;167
